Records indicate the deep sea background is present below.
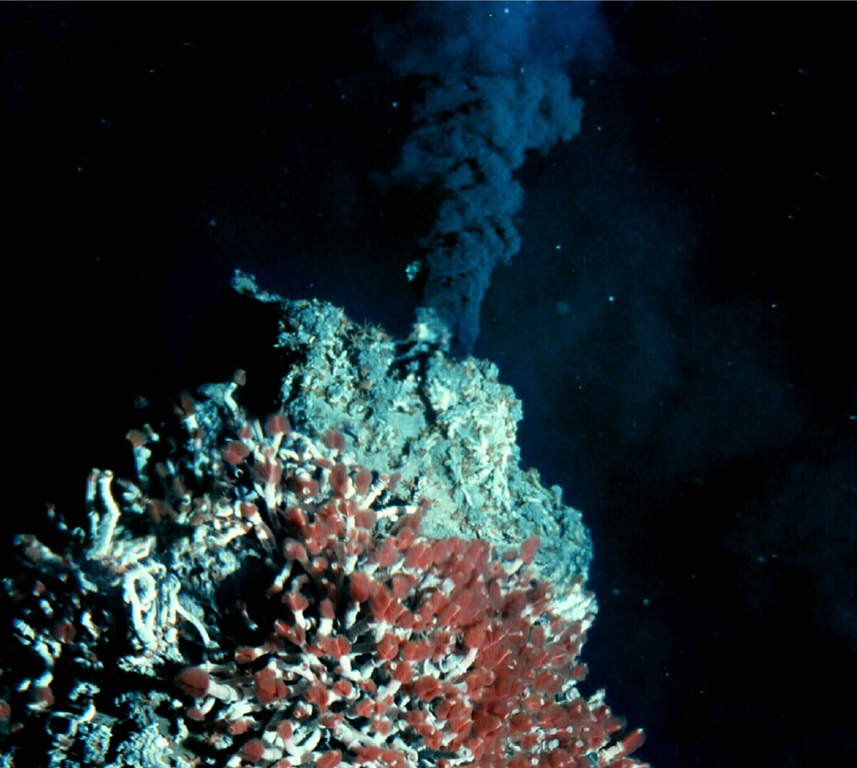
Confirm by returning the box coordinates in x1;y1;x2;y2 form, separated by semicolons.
3;4;855;767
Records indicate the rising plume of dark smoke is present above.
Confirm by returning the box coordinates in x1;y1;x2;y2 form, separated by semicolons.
375;3;612;355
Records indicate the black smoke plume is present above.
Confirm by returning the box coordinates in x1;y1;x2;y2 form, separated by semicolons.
375;3;612;355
